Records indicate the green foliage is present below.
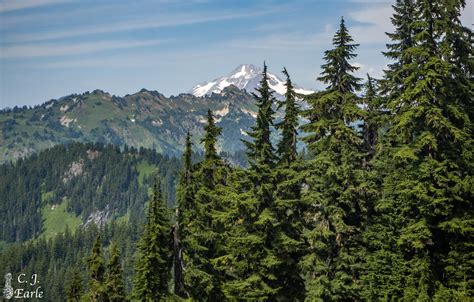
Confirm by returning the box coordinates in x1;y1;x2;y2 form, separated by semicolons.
300;17;368;301
216;63;282;300
182;111;229;300
0;2;473;301
363;0;474;299
105;244;127;302
65;269;84;302
0;87;259;162
41;198;82;240
85;235;107;302
0;142;180;243
133;179;172;301
273;67;306;300
173;131;193;298
202;109;222;162
276;67;299;165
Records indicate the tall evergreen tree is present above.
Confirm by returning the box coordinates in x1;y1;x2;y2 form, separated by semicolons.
244;62;277;168
202;109;221;162
359;2;417;301
132;179;172;301
183;110;227;300
361;74;385;160
174;131;193;298
105;244;127;302
300;17;368;301
273;67;306;300
218;62;281;300
65;268;83;302
276;67;299;164
359;74;404;301
373;0;473;299
85;235;107;302
380;0;416;98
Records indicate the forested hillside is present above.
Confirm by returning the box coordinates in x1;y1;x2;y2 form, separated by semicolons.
0;142;181;243
0;0;472;301
0;86;258;162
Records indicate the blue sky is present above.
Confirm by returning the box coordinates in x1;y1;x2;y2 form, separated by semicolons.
0;0;472;108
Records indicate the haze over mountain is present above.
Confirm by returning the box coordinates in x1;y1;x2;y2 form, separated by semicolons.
190;64;313;99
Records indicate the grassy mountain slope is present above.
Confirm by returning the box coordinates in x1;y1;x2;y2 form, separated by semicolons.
0;86;258;162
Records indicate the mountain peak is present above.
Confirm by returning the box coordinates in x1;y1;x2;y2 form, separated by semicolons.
229;64;260;78
190;64;313;98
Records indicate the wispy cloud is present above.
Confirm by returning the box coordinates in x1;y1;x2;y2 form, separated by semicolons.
348;4;394;44
7;9;278;43
228;24;335;51
0;0;68;13
0;39;163;58
29;47;237;69
0;4;117;27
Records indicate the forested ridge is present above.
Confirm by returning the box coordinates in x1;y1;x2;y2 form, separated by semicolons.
0;142;181;243
1;0;472;301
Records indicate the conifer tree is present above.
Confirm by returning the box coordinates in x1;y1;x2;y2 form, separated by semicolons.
202;109;221;162
273;67;305;300
65;268;83;302
300;17;367;301
244;62;277;168
359;2;417;300
133;179;172;301
373;0;473;299
85;235;107;302
183;110;226;300
359;74;404;301
219;62;280;300
380;0;416;98
276;67;299;164
105;244;127;302
173;131;193;298
361;74;385;160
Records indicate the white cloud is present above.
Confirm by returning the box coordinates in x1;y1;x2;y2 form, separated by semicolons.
0;0;68;13
227;24;335;51
7;9;279;43
348;3;394;44
0;39;163;58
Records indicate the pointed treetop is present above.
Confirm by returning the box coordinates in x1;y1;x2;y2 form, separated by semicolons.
244;62;277;168
183;131;193;173
201;109;222;161
276;67;299;164
318;17;361;93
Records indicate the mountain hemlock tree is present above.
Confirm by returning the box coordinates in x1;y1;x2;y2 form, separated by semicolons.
105;244;127;302
380;0;416;98
65;268;83;302
133;179;172;301
183;110;227;300
276;67;299;165
173;131;193;298
273;67;306;300
373;0;473;299
359;2;417;300
85;235;107;302
218;62;281;300
358;73;405;301
361;74;386;161
300;17;368;301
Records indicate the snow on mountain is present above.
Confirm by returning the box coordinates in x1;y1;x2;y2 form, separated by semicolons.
190;64;313;99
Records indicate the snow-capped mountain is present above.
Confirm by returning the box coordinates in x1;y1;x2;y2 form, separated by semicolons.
190;64;313;99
